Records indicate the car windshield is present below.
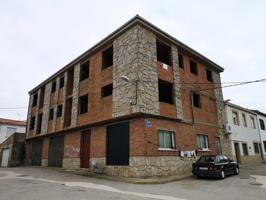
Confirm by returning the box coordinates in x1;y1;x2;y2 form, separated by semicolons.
197;155;216;163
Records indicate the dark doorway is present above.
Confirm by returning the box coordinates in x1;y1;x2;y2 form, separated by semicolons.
234;142;241;163
31;139;43;166
48;135;64;167
107;122;129;165
80;130;91;168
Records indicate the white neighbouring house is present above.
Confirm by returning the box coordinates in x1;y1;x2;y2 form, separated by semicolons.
224;102;263;164
0;118;26;144
252;110;266;161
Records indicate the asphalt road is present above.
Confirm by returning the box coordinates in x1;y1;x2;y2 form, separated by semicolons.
0;164;266;200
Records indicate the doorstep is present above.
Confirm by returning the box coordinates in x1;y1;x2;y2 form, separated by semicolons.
61;168;192;184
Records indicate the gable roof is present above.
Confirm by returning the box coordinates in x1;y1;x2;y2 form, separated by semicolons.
29;15;224;94
0;118;26;126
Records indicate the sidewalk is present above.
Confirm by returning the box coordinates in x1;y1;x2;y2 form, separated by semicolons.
62;168;192;184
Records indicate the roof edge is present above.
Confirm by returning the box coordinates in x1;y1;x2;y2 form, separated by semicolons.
29;15;224;94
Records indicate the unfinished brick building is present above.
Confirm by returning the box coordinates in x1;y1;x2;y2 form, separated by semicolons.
26;15;230;177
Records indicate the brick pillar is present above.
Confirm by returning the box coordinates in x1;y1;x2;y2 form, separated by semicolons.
33;89;41;134
61;71;68;129
26;94;33;138
172;45;183;120
41;82;52;134
213;72;232;157
71;63;80;127
52;76;60;132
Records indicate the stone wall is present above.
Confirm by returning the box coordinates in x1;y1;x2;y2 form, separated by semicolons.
89;156;196;178
63;158;80;169
232;155;263;165
171;45;183;120
213;72;232;157
41;82;52;134
112;25;160;117
71;63;80;128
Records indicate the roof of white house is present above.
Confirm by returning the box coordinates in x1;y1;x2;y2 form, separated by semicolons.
0;118;26;127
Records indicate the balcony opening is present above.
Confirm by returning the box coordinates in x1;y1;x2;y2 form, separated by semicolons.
79;94;88;114
158;79;174;104
51;81;57;93
101;83;113;98
36;113;42;134
80;61;90;81
156;40;172;66
64;98;72;127
30;116;35;130
57;105;62;117
178;54;184;68
66;67;74;96
32;93;38;107
49;108;54;121
190;60;198;75
102;46;113;69
206;69;213;82
59;76;64;88
39;86;45;108
192;92;201;108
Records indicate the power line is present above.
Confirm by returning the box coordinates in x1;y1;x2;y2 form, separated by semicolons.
0;78;265;110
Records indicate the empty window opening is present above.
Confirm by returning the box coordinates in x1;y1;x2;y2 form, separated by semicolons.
259;119;265;130
49;108;54;121
263;141;266;153
57;105;63;117
192;92;201;108
158;130;175;149
232;111;239;125
253;142;260;154
242;143;248;155
206;69;213;82
156;40;172;66
79;94;88;114
66;67;74;96
64;98;72;127
39;86;45;109
101;84;113;97
158;80;173;104
36;113;43;134
242;113;247;127
51;81;56;93
80;61;90;81
102;46;113;69
32;93;38;107
190;60;198;75
178;54;184;68
59;76;64;88
30;116;35;130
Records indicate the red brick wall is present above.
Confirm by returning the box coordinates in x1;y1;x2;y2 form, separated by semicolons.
64;131;81;158
42;137;49;159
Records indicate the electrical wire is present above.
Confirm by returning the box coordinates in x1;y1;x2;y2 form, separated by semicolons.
0;78;265;110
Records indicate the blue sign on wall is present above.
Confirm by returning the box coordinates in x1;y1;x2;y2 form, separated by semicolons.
146;121;152;128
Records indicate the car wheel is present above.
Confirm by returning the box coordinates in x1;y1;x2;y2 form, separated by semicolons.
220;170;225;179
235;167;239;175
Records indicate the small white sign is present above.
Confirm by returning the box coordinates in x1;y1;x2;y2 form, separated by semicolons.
180;150;196;157
162;63;168;70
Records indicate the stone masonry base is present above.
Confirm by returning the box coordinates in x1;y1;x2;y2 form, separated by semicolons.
89;156;197;178
63;158;80;169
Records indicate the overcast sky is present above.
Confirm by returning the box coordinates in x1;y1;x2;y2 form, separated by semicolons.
0;0;265;120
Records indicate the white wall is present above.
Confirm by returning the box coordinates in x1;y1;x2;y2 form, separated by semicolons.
225;104;261;157
0;124;26;144
257;114;266;158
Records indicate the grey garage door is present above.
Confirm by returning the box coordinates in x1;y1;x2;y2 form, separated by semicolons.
48;135;64;167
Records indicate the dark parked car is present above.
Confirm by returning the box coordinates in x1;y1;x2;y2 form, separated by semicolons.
192;155;239;179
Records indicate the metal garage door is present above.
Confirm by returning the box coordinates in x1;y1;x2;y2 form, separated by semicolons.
48;135;64;167
32;140;43;166
106;122;129;165
1;149;10;167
